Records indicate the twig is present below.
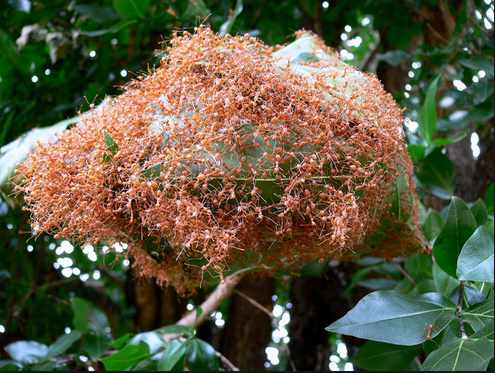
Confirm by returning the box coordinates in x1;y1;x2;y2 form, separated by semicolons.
414;356;422;369
391;259;417;286
176;268;250;328
215;351;240;371
233;289;279;329
457;281;468;339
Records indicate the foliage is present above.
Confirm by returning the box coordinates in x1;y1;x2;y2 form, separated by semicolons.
0;0;493;371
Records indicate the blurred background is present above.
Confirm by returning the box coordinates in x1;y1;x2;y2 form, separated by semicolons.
0;0;493;370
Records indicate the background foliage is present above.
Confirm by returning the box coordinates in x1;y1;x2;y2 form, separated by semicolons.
0;0;493;371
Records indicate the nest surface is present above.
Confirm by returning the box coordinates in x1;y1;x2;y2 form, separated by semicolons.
18;26;424;293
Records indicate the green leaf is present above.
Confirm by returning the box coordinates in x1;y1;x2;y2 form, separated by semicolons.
45;330;83;360
84;333;113;361
112;0;151;18
416;147;457;199
326;291;457;346
433;263;460;298
470;199;488;227
4;341;48;364
70;297;110;333
99;340;151;371
471;320;494;342
378;50;409;66
186;338;219;371
156;325;194;337
418;76;440;143
219;0;243;36
157;339;187;371
128;331;166;354
350;341;422;371
408;144;427;164
463;300;494;332
0;361;22;371
485;184;494;216
111;333;132;350
457;225;494;282
423;209;444;242
472;80;495;105
73;5;120;23
433;197;477;278
420;337;493;371
459;57;494;78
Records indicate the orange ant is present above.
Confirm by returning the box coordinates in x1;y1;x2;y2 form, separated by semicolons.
423;323;440;347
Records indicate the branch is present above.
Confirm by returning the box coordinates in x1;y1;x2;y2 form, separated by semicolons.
233;289;279;329
457;281;468;339
215;351;240;371
391;259;417;286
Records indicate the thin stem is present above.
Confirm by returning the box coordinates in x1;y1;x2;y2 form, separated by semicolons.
233;289;279;329
391;259;417;286
215;351;240;371
457;281;468;339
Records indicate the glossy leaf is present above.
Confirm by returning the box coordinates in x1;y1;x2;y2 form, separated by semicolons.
416;147;457;199
423;209;444;242
4;341;48;364
84;332;112;361
463;300;494;332
158;339;187;371
378;50;409;66
99;340;151;371
420;337;493;371
45;330;83;360
433;263;460;298
457;225;494;282
186;338;219;371
0;361;22;371
219;0;243;36
70;297;110;333
326;291;457;346
418;76;440;143
156;324;194;337
127;331;166;354
433;197;477;278
470;199;488;227
350;341;422;371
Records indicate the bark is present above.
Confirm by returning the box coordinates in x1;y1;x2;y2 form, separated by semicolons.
220;274;276;371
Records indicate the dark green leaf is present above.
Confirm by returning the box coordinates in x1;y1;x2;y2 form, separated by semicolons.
0;361;22;371
128;331;166;354
463;300;494;332
418;76;440;143
350;341;422;371
45;330;83;360
462;284;487;308
420;337;493;371
157;339;187;371
433;197;477;278
219;0;243;36
457;225;494;282
104;131;119;154
485;184;494;216
408;144;427;164
4;341;48;364
378;50;409;66
100;340;151;371
416;147;457;199
472;80;495;105
357;278;397;291
470;199;488;227
156;325;194;337
404;253;432;281
423;209;444;242
112;0;151;18
170;0;190;18
186;338;219;371
326;291;457;346
84;333;112;361
299;258;329;277
73;5;120;23
471;321;494;342
459;57;494;78
70;297;110;333
433;263;460;298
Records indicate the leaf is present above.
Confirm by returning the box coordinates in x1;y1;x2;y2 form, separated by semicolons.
457;225;494;282
325;291;457;346
470;199;488;227
459;57;494;78
419;76;440;143
111;333;132;350
157;339;187;371
99;340;151;371
4;341;48;364
472;80;495;105
112;0;151;18
433;262;460;298
70;297;110;333
84;332;112;361
420;337;493;371
8;0;31;12
219;0;243;36
378;50;409;66
186;338;219;371
156;324;194;337
0;361;22;371
45;330;83;360
471;320;494;342
485;184;494;216
350;341;422;371
463;300;494;332
72;5;120;23
408;144;427;164
423;209;444;242
127;331;166;354
416;147;457;199
433;197;477;278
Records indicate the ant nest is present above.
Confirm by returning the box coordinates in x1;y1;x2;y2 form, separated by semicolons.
18;26;424;294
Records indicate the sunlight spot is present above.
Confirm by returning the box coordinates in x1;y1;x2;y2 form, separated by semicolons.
348;36;362;48
61;268;73;278
93;270;101;280
65;327;71;334
345;25;352;33
322;1;329;9
344;362;354;371
361;17;370;26
412;61;421;69
120;69;128;77
27;245;34;252
273;304;283;317
72;267;81;276
31;75;38;83
62;240;74;254
265;347;280;365
45;69;51;75
89;50;96;58
453;80;466;91
80;273;90;282
340;33;348;41
471;132;480;159
330;362;340;371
